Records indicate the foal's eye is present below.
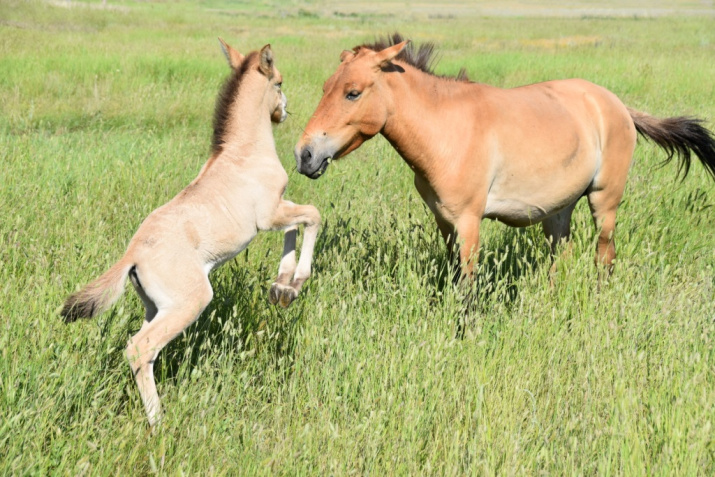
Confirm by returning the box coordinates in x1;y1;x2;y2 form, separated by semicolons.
346;90;361;101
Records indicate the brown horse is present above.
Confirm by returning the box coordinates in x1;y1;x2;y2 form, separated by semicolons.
295;34;715;279
62;40;320;427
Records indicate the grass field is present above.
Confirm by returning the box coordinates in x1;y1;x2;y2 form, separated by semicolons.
1;0;714;474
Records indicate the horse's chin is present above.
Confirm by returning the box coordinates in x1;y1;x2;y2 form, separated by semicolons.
306;158;331;180
304;141;355;178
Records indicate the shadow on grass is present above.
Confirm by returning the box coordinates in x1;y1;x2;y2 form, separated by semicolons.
150;261;306;397
314;212;555;327
85;244;317;421
87;214;557;423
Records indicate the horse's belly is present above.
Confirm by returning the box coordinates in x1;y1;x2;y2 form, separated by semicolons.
484;186;585;227
483;150;598;226
483;197;552;226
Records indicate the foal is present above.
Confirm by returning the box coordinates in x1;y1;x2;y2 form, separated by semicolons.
62;40;320;427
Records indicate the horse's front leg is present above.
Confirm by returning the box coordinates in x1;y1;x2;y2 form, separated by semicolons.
453;213;483;338
268;200;321;308
456;214;482;280
413;173;460;280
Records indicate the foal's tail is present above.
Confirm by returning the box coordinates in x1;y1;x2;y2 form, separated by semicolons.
628;108;715;180
61;258;134;323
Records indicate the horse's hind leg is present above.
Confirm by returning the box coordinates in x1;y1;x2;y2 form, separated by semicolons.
126;268;213;427
587;188;624;276
542;203;577;282
542;203;577;255
587;148;633;275
436;214;459;283
586;105;636;276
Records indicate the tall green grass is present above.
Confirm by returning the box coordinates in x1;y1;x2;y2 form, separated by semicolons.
1;1;714;474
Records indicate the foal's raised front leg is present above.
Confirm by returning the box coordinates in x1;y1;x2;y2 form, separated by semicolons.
274;227;298;286
268;200;321;308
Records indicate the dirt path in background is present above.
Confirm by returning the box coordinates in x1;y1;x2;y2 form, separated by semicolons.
325;1;715;17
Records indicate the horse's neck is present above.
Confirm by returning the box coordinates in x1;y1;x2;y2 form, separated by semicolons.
382;71;477;179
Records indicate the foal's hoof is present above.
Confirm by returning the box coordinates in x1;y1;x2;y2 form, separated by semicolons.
269;283;298;308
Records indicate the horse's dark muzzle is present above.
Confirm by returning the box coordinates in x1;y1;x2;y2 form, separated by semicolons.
295;146;330;179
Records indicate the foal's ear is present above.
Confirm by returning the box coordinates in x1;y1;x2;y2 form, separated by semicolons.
373;40;409;69
218;37;244;69
259;44;274;78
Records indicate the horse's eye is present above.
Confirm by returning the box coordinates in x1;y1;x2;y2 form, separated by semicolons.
276;82;282;89
346;90;361;101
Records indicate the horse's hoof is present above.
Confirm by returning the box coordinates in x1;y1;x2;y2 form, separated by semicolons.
269;283;298;308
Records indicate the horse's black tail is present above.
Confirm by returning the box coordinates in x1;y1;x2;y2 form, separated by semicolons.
628;108;715;180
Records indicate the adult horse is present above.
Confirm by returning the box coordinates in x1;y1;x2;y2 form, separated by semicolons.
295;33;715;278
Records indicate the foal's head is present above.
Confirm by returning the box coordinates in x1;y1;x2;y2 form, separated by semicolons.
294;40;409;179
212;39;287;154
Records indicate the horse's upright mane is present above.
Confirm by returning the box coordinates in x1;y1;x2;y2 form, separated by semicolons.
358;33;469;82
212;51;259;154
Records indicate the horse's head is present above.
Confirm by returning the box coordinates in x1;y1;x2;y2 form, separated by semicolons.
294;40;409;179
219;38;287;124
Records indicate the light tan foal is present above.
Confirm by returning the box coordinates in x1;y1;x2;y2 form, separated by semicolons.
62;40;320;427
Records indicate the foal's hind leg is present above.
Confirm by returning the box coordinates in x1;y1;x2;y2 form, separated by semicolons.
126;268;213;427
130;267;158;322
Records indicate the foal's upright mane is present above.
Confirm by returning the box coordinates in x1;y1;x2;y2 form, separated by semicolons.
358;33;470;82
212;51;259;154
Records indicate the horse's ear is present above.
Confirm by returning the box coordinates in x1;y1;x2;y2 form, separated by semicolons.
259;44;274;78
373;40;409;69
339;49;355;62
218;37;244;69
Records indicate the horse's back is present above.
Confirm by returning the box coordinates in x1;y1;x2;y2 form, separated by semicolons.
504;78;632;133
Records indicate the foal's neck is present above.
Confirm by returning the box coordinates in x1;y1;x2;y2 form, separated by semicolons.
220;87;276;159
195;87;279;185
